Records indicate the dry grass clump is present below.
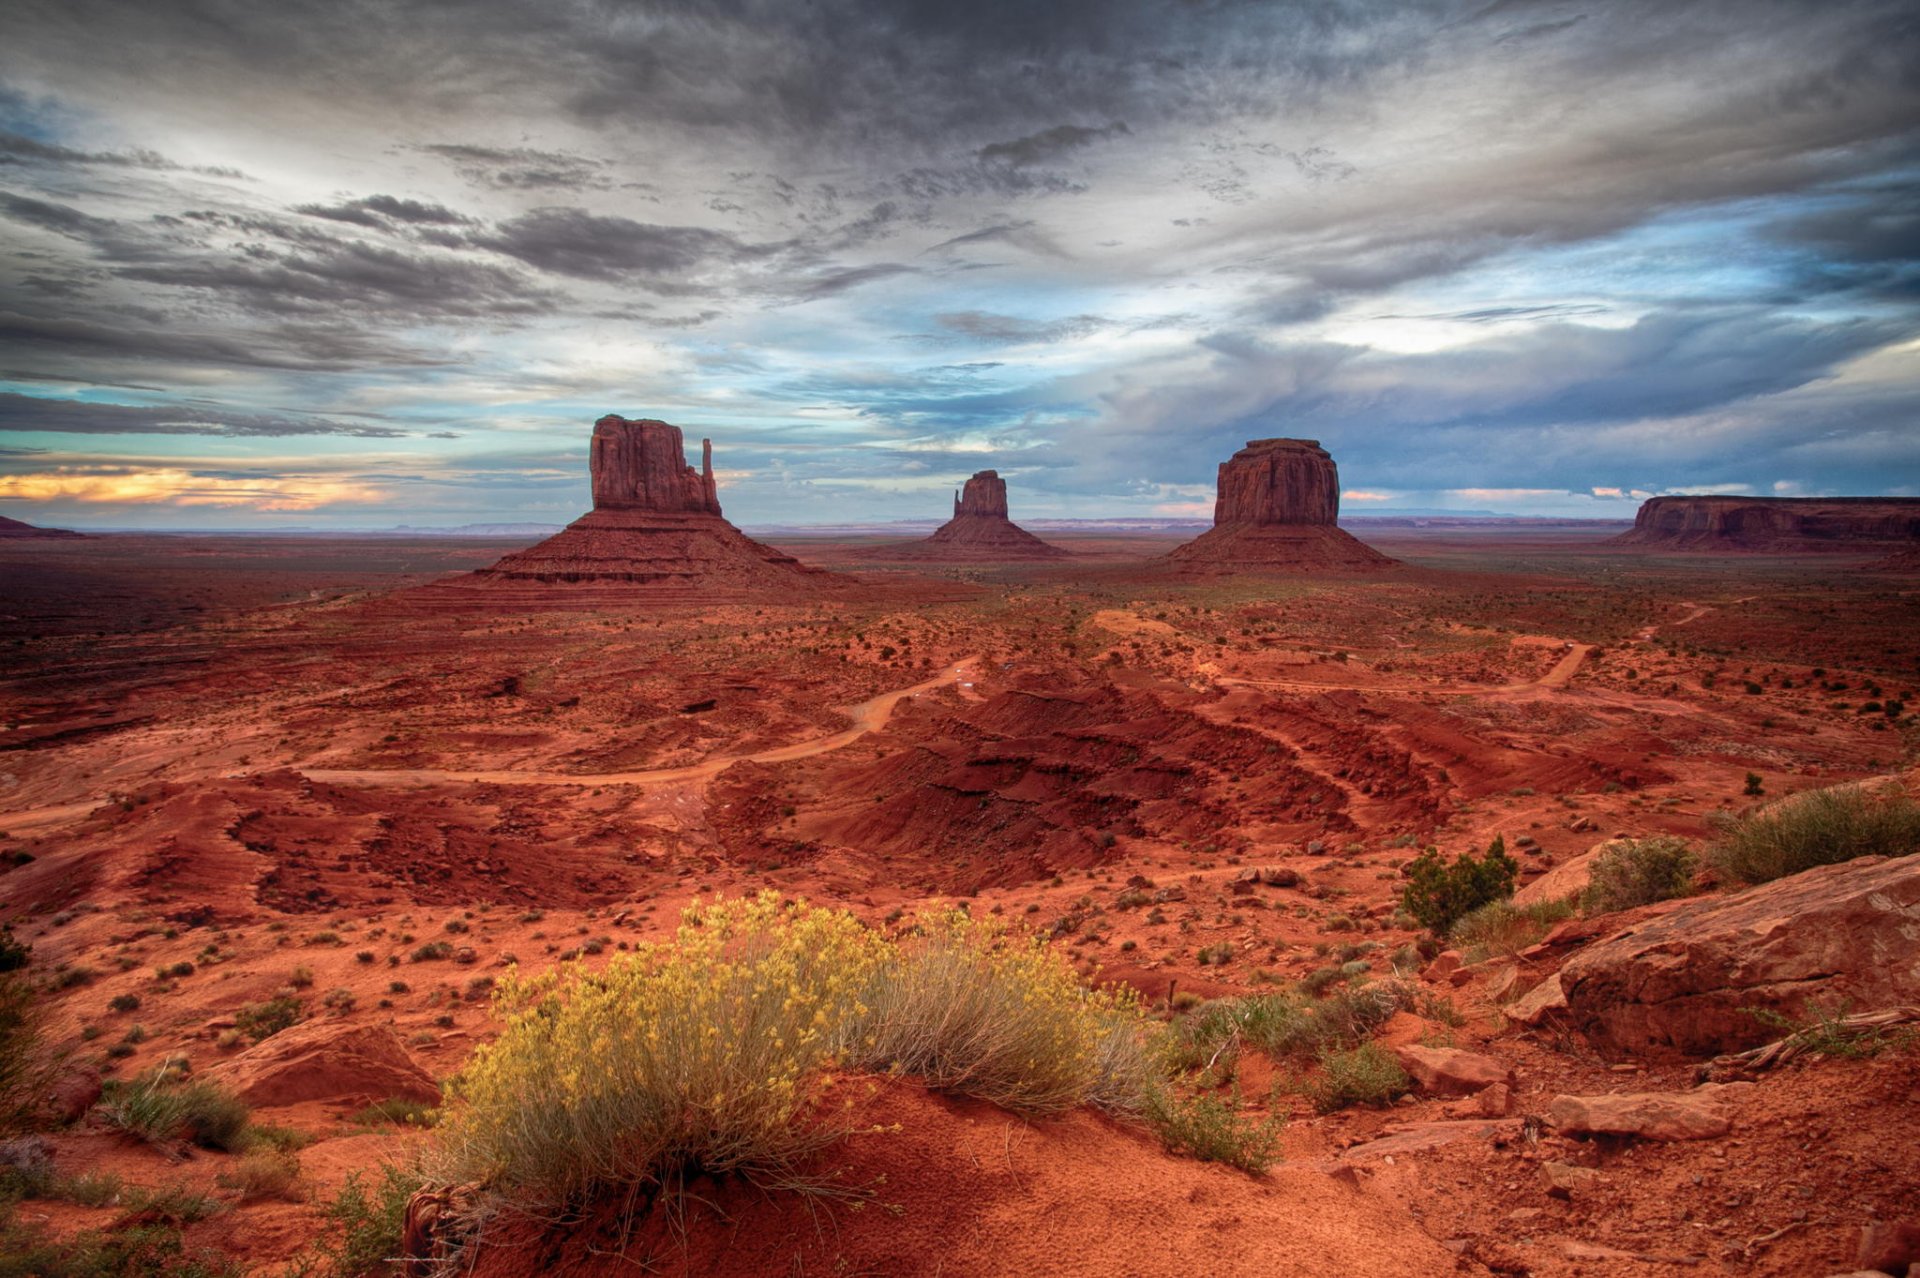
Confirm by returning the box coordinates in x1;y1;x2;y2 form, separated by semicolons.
1708;781;1920;884
1580;836;1697;914
1448;896;1576;961
1308;1043;1410;1113
431;894;1157;1212
216;1149;303;1203
97;1072;252;1153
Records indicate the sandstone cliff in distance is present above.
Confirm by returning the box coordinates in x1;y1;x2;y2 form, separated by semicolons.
885;470;1069;561
1613;495;1920;552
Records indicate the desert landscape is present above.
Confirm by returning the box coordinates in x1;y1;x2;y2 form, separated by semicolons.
1;416;1917;1278
5;3;1920;1275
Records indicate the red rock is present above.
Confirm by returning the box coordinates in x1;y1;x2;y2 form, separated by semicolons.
0;513;85;539
886;470;1069;561
1503;972;1568;1025
1167;439;1396;571
1391;1044;1511;1096
1858;1220;1920;1274
46;1068;102;1124
208;1020;440;1109
1423;950;1464;982
460;415;844;597
1613;495;1920;552
1547;1084;1750;1141
1557;853;1920;1056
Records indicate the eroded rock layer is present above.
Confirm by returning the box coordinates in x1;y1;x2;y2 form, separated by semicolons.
460;415;840;596
1613;495;1920;552
892;470;1069;561
1168;438;1395;570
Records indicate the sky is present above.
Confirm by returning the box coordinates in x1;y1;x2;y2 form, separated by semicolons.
1;0;1917;529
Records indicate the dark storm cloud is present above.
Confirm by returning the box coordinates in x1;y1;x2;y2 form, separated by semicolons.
977;122;1131;167
477;207;760;281
0;311;454;372
418;144;611;191
0;128;246;178
297;194;475;228
0;392;410;438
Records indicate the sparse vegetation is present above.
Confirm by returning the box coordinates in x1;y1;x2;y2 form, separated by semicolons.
1308;1042;1410;1113
235;995;303;1043
1581;836;1697;914
1449;896;1576;960
1708;782;1920;884
96;1073;252;1152
1141;1086;1284;1173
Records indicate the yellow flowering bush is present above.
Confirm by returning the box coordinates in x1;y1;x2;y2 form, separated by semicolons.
431;894;1161;1210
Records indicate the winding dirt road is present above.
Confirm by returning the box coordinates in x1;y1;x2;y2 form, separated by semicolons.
299;657;980;790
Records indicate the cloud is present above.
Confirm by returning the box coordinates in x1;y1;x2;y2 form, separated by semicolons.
0;393;411;437
978;121;1130;167
478;208;756;281
296;194;474;227
418;144;610;191
0;465;384;509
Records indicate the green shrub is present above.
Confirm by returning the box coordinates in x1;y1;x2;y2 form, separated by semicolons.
0;925;28;974
1581;836;1697;914
235;995;303;1043
294;1165;424;1278
1449;896;1576;960
0;1211;241;1278
1400;837;1519;937
1142;1086;1284;1173
1309;1042;1410;1113
0;976;59;1136
1708;782;1920;884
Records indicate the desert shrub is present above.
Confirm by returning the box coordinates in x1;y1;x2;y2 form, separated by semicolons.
235;995;303;1042
294;1165;425;1278
1400;837;1519;937
0;1210;241;1278
410;941;453;963
1581;837;1697;915
352;1096;438;1127
1449;896;1577;960
1141;1086;1284;1173
97;1074;252;1152
0;977;60;1136
217;1149;303;1203
1309;1043;1410;1113
1744;1004;1920;1060
0;925;28;974
1708;782;1920;884
433;894;1159;1211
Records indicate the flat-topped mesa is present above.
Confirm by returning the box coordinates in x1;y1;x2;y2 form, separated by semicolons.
1612;495;1920;552
1167;437;1395;571
890;469;1069;561
589;415;721;515
1214;438;1340;526
459;413;843;597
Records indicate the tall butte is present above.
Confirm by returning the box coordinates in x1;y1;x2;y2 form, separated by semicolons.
469;415;838;595
890;470;1068;560
1166;438;1395;570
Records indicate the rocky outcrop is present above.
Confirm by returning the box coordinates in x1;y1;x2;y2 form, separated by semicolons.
0;514;84;538
888;470;1068;561
1391;1044;1511;1097
464;415;842;597
1613;496;1920;552
1167;438;1396;570
209;1021;439;1108
1557;854;1920;1056
1548;1084;1751;1141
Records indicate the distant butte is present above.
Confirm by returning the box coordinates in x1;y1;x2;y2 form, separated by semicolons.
1612;495;1920;553
888;470;1069;561
1166;438;1396;570
462;415;841;596
0;513;85;539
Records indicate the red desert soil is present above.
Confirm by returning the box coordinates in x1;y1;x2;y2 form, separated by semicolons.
1;523;1916;1276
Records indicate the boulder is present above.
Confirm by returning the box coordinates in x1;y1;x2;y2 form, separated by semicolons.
1391;1044;1511;1096
1166;439;1396;570
1547;1083;1751;1141
1859;1220;1920;1275
1503;973;1568;1026
210;1021;440;1109
1557;854;1920;1055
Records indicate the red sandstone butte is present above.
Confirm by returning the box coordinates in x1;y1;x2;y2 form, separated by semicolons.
1167;438;1395;570
890;470;1069;561
1612;495;1920;552
464;415;840;596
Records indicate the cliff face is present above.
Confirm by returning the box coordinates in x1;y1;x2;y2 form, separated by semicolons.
1168;438;1394;571
1614;496;1920;551
589;416;721;515
1213;439;1340;527
953;470;1011;520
